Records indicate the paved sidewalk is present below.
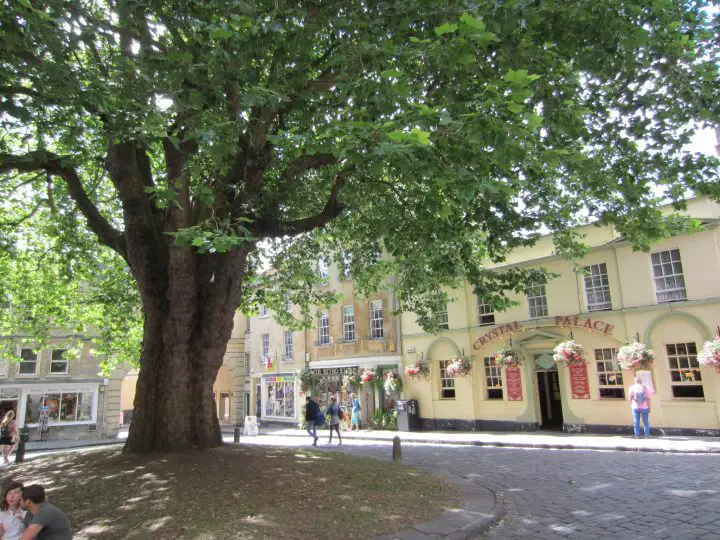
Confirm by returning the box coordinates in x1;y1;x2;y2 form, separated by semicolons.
251;426;720;454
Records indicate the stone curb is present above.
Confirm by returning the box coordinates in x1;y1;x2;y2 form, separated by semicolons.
252;430;720;455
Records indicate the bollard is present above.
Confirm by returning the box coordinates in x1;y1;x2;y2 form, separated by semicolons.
234;426;241;444
392;435;402;462
15;440;26;464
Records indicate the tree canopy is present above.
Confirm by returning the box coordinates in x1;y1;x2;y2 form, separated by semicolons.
1;0;719;364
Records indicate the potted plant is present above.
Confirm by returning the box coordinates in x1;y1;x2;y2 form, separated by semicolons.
342;372;363;388
494;347;522;368
553;340;586;366
384;371;403;394
616;341;655;370
445;356;472;378
697;336;720;371
295;366;318;392
404;362;430;381
361;369;378;386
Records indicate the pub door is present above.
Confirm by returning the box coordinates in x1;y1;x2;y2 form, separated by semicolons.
537;370;563;429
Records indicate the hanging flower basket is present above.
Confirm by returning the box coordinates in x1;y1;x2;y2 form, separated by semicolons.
494;347;522;368
342;373;363;388
295;366;318;392
384;371;403;394
553;340;586;366
361;369;378;385
445;356;472;378
616;341;655;370
404;362;430;381
698;337;720;371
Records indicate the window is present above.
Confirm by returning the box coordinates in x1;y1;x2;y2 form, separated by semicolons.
369;300;384;339
343;305;356;343
318;259;329;281
259;305;269;318
584;263;612;311
438;360;456;399
318;311;330;345
0;358;7;378
24;391;94;424
18;349;38;375
218;393;230;421
244;353;251;375
477;300;495;326
435;306;449;330
595;348;624;398
283;331;293;361
340;252;352;279
666;343;703;398
50;349;69;374
483;357;503;399
264;378;296;418
651;249;687;303
262;334;270;358
526;282;548;318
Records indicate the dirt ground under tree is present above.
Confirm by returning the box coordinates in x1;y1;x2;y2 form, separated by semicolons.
2;445;460;539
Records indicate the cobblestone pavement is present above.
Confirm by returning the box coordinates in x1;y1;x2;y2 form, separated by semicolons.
248;436;720;539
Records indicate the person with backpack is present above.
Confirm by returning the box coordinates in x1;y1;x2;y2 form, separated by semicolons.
0;411;18;466
304;396;319;446
326;396;342;446
629;376;651;438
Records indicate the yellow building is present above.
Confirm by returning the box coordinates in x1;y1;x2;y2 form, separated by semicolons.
401;197;720;436
248;260;401;425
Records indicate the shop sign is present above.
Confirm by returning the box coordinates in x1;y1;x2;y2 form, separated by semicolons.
555;316;614;335
264;375;295;383
568;363;591;399
311;367;359;376
505;367;523;401
473;322;523;349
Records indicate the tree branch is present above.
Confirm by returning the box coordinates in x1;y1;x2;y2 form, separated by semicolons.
279;153;337;183
0;151;128;260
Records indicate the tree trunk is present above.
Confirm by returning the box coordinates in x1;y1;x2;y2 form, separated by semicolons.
123;246;252;454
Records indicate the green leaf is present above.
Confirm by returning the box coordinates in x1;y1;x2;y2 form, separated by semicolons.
504;69;542;87
434;23;458;36
210;28;235;40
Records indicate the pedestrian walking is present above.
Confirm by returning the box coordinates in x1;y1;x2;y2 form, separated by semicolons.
326;396;342;445
0;411;18;465
19;484;72;540
629;376;651;438
0;482;26;540
305;396;319;446
350;393;361;431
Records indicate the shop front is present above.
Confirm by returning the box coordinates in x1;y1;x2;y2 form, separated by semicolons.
260;373;297;423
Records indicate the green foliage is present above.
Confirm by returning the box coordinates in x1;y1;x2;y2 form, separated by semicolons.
372;409;398;431
0;0;718;372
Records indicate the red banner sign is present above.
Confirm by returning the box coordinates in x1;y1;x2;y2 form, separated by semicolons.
568;363;591;399
505;367;523;401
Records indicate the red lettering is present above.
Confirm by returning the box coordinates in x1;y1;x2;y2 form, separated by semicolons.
563;316;572;326
555;316;564;325
603;324;614;335
513;321;522;330
572;315;579;326
583;318;593;329
593;320;605;331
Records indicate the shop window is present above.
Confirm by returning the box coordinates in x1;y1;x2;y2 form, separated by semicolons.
342;305;356;343
24;391;94;424
435;306;449;330
595;348;624;398
259;305;269;318
18;349;38;375
526;282;548;318
50;349;69;374
283;331;293;361
666;343;703;398
584;263;612;311
483;357;503;399
438;360;456;399
318;311;330;345
264;378;296;418
651;249;687;303
477;300;495;326
370;300;384;339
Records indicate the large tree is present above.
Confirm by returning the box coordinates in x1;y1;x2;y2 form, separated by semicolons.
1;1;718;453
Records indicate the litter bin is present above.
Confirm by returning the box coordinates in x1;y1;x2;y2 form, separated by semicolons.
397;399;420;431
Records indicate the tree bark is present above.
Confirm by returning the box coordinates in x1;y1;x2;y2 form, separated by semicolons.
123;245;253;454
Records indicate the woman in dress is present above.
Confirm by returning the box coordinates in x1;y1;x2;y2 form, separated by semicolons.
0;411;18;465
0;482;26;540
350;393;361;431
326;396;342;445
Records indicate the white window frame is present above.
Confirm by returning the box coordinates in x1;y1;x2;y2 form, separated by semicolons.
17;348;38;377
438;360;456;399
318;259;329;281
340;252;352;279
477;300;495;326
283;331;293;362
594;348;624;399
369;300;384;340
584;263;612;311
0;359;7;378
666;342;703;398
651;249;687;303
318;311;330;345
435;306;449;330
259;305;269;318
483;357;503;399
49;349;69;375
262;334;270;357
19;383;99;427
342;305;356;343
526;282;548;318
